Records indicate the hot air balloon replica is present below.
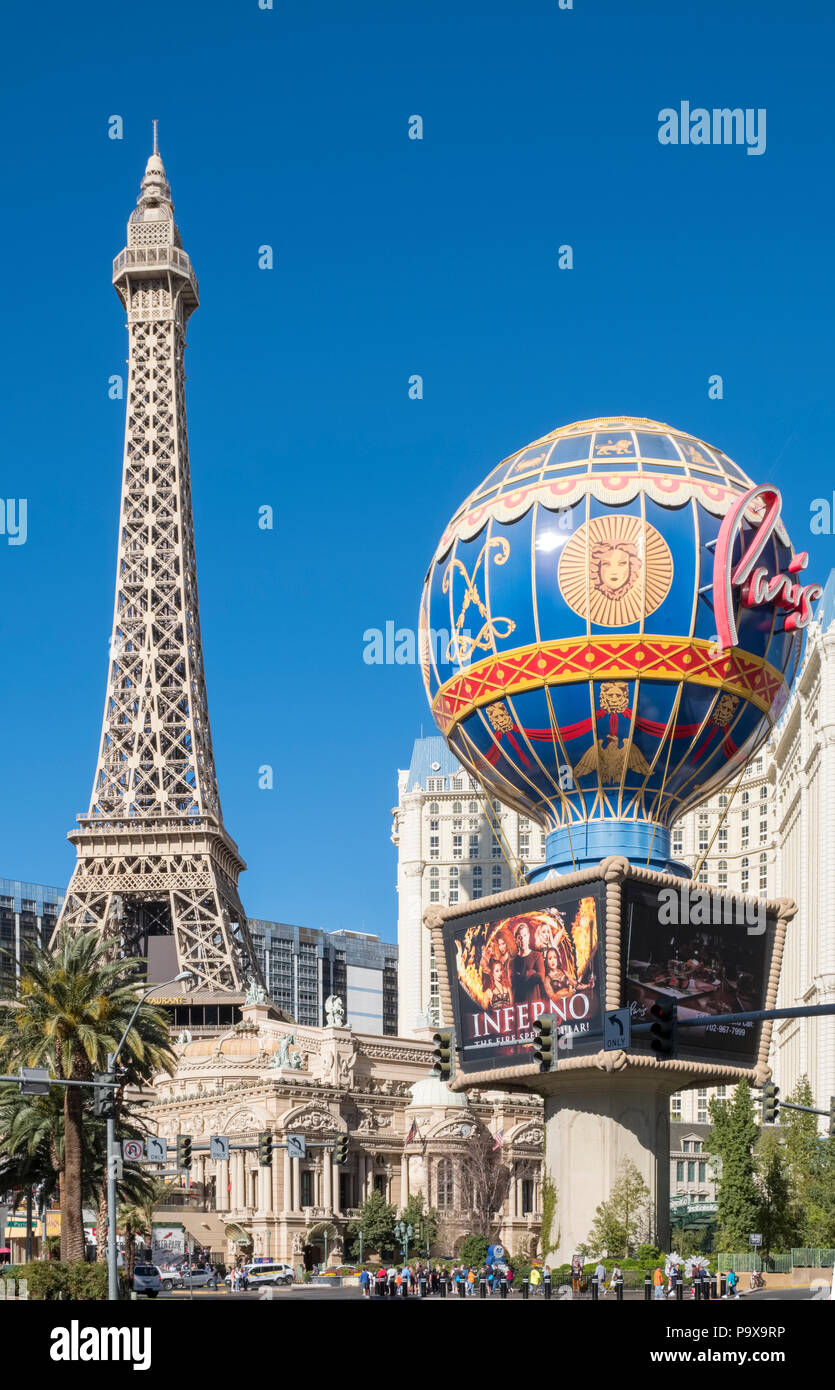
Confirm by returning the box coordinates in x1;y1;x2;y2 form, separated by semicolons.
420;416;820;1260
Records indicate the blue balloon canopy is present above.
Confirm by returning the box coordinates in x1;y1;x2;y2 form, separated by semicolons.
420;416;810;876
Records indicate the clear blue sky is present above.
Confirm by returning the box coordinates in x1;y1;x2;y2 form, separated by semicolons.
1;0;833;941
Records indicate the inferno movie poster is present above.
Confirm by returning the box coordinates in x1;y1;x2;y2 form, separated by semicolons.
444;888;605;1073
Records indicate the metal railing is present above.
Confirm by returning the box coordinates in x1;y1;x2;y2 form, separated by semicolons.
113;246;195;277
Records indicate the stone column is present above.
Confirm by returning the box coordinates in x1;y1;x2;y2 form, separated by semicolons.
544;1073;673;1264
215;1160;229;1211
291;1156;301;1211
332;1160;342;1215
259;1163;272;1212
233;1152;245;1209
401;1154;409;1203
323;1154;332;1210
356;1152;365;1201
283;1149;292;1213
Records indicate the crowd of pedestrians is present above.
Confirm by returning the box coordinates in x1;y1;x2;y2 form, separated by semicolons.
360;1262;519;1297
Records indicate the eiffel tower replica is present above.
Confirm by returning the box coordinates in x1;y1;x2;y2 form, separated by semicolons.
55;127;264;1014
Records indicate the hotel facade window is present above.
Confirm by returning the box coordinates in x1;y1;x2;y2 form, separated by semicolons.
436;1158;454;1210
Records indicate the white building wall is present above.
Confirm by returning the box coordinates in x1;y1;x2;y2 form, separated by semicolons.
671;607;835;1129
393;739;545;1036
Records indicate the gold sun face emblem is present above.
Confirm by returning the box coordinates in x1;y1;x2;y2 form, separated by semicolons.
558;514;674;626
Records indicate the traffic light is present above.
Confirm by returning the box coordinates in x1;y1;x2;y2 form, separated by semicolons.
257;1132;273;1167
334;1135;349;1165
532;1014;555;1072
649;1000;677;1059
761;1082;780;1125
92;1073;116;1119
829;1097;835;1139
176;1134;192;1170
431;1032;452;1081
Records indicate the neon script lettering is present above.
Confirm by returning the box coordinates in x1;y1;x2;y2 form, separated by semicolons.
712;485;822;651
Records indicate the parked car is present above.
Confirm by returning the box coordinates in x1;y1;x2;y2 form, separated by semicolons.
133;1264;162;1298
225;1261;295;1288
160;1266;219;1292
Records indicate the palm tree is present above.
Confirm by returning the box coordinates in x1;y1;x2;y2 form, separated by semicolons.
118;1204;147;1283
0;926;175;1261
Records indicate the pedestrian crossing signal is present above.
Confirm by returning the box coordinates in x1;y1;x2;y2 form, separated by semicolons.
649;1000;677;1059
257;1132;273;1167
432;1032;453;1081
532;1015;555;1072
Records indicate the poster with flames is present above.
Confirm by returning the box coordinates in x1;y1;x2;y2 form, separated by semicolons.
443;887;605;1073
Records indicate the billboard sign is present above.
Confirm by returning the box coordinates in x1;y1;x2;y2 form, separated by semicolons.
442;885;605;1073
622;881;772;1067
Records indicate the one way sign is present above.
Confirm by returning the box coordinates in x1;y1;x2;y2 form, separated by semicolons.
604;1009;631;1052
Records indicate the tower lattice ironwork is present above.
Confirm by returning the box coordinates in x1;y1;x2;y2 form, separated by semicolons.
55;130;262;998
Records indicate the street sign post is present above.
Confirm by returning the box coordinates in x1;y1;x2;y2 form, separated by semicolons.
749;1234;763;1247
604;1009;632;1052
209;1135;230;1161
286;1134;307;1160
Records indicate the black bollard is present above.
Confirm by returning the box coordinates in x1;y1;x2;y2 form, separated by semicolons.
479;1279;487;1299
694;1279;701;1302
500;1277;508;1299
521;1279;529;1300
675;1280;683;1302
719;1274;725;1299
644;1274;652;1302
591;1276;598;1302
543;1278;551;1301
615;1277;623;1302
440;1275;447;1299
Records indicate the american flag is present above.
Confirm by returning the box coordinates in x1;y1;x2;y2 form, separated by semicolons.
404;1120;419;1148
492;1129;504;1151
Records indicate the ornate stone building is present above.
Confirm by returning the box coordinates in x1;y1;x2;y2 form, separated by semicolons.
147;998;543;1266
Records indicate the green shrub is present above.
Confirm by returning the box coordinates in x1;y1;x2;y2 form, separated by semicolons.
18;1260;111;1301
458;1235;490;1267
64;1262;109;1300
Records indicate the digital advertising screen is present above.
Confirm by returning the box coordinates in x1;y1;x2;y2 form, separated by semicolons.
622;880;773;1068
443;885;606;1073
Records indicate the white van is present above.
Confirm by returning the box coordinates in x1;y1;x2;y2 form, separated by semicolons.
227;1261;295;1288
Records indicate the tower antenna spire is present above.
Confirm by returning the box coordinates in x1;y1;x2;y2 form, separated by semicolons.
152;118;159;155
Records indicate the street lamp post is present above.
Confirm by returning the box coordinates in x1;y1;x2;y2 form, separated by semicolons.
393;1221;413;1263
106;970;192;1302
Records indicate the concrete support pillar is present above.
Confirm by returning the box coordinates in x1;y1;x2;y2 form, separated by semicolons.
283;1149;291;1214
544;1075;673;1265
